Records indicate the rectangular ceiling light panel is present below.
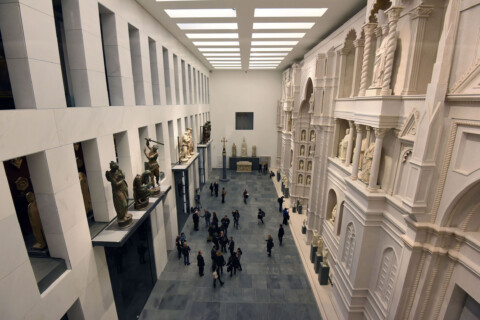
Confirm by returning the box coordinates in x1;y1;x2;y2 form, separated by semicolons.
199;48;240;52
187;33;238;39
178;23;238;30
249;57;284;60
252;33;305;39
251;41;298;46
165;9;236;18
203;53;240;56
254;8;327;17
250;47;292;52
207;57;241;61
250;52;288;56
193;41;239;46
253;22;315;30
249;67;277;69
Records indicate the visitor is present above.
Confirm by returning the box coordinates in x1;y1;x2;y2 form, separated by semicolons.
214;182;219;197
233;210;240;229
278;224;284;246
204;209;211;227
258;208;265;224
243;189;248;204
221;187;226;203
212;264;224;288
197;251;205;276
216;251;226;275
221;215;230;236
266;235;274;257
182;242;191;265
278;196;284;212
282;208;290;225
209;183;214;196
236;248;243;271
228;236;235;256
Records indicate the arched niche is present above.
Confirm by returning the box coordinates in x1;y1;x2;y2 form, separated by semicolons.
299;160;304;170
298;174;303;184
442;181;480;232
306;175;311;185
338;29;357;98
307;161;312;171
326;189;338;221
335;119;351;160
368;0;392;23
301;130;307;141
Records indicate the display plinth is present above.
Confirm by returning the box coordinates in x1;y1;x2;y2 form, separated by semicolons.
319;265;330;285
310;243;318;263
229;157;260;171
284;187;290;198
237;161;252;172
314;254;323;273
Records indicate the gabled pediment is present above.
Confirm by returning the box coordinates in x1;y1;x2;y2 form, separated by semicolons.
450;58;480;94
399;109;419;142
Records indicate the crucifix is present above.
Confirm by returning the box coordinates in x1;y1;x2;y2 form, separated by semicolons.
220;137;229;182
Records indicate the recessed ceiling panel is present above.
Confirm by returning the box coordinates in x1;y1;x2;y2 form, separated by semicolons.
254;8;327;17
165;8;237;18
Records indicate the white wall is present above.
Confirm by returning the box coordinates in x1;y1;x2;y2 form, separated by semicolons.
210;70;282;167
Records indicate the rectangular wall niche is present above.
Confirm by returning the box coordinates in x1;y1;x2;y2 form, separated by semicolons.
235;112;254;130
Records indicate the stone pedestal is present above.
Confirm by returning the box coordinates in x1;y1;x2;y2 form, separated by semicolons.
319;265;330;285
236;161;252;172
284;187;289;198
310;243;318;263
314;254;323;273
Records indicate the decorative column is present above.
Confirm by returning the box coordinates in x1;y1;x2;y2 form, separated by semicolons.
365;126;372;149
345;121;355;166
380;7;404;96
368;128;387;191
351;124;364;179
336;48;350;99
358;23;377;96
402;4;434;95
350;38;365;97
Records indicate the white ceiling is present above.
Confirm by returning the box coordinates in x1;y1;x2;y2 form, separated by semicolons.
136;0;366;71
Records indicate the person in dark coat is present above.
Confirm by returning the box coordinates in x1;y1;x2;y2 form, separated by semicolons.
233;210;240;229
243;189;248;204
182;242;191;265
278;196;284;212
213;264;224;288
210;245;217;268
227;253;239;277
282;208;290;225
193;210;200;231
204;209;211;227
236;248;243;271
219;231;228;253
258;208;265;224
212;233;219;249
197;251;205;276
228;236;235;256
221;187;226;203
212;212;219;227
266;235;274;257
278;224;285;246
221;215;230;236
214;182;219;197
209;183;214;196
216;251;226;275
175;235;182;259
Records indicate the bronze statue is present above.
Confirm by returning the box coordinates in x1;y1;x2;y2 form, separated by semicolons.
133;171;151;210
79;172;93;213
105;161;132;228
144;139;161;189
202;121;211;143
26;192;46;249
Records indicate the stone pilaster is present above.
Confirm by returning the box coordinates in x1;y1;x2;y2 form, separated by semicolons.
351;124;364;179
368;128;388;190
345;121;355;166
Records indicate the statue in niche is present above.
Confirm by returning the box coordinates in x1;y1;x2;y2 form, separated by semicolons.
144;139;161;190
299;160;304;170
282;175;289;188
309;95;314;113
308;146;314;156
241;138;248;157
252;145;257;157
303;219;306;228
354;138;367;169
79;172;93;214
300;145;305;156
330;204;338;223
371;32;389;88
298;174;303;184
323;248;329;267
133;171;151;210
285;72;292;99
15;177;29;192
360;142;376;184
307;161;312;171
313;229;320;246
26;192;46;249
202;121;211;143
338;129;350;161
232;143;237;157
306;176;311;186
316;236;324;255
301;130;306;141
105;161;132;228
180;131;191;163
187;128;194;155
310;130;315;142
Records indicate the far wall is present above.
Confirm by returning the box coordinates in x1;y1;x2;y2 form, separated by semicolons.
209;70;282;168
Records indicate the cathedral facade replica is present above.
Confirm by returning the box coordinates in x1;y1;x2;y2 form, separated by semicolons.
277;0;480;318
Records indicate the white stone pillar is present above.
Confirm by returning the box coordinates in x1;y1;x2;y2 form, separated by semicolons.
350;38;364;97
345;121;355;166
336;48;350;99
381;7;404;96
351;124;364;179
358;23;377;96
365;126;372;149
368;128;387;190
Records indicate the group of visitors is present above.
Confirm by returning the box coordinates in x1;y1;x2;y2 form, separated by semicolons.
258;163;269;174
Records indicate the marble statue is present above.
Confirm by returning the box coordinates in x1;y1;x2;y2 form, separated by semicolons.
360;142;375;183
252;145;256;157
310;130;315;142
285;73;292;99
299;160;304;170
79;172;93;213
282;175;289;188
306;175;311;185
232;143;237;157
180;131;191;163
300;145;305;156
133;171;151;210
354;138;367;169
301;130;306;141
26;192;46;249
105;161;132;228
323;248;329;267
303;219;306;228
308;146;313;156
187;128;194;155
288;116;292;132
330;204;338;223
298;174;303;184
317;236;324;255
241;138;248;157
307;161;312;171
371;33;388;88
144;139;160;189
313;229;320;246
338;129;350;161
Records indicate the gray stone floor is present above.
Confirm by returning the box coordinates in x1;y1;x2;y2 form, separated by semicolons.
140;169;321;320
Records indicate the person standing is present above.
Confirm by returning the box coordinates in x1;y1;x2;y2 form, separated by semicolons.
193;210;200;231
212;212;219;227
213;264;224;288
220;231;228;253
228;236;235;256
210;245;217;268
221;215;230;236
236;248;243;271
282;208;290;225
221;187;226;203
214;182;219;197
278;224;285;246
243;189;248;204
175;235;182;260
212;232;219;249
204;209;211;227
227;253;239;277
180;232;186;244
257;208;265;224
209;183;214;196
216;251;226;275
266;235;274;257
197;251;205;276
182;242;191;265
233;210;240;229
278;196;284;212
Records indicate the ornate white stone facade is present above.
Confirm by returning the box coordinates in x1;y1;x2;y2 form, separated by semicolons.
276;0;480;318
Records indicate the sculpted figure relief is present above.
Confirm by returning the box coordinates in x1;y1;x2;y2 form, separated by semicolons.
371;33;388;88
360;142;376;184
144;139;160;189
105;161;133;228
298;174;303;184
299;160;304;170
26;192;46;249
313;229;320;246
300;145;305;156
338;129;350;161
241;138;248;157
180;131;191;163
310;130;315;142
232;143;237;157
307;161;312;171
187;128;194;156
282;175;289;188
306;175;311;185
301;130;306;141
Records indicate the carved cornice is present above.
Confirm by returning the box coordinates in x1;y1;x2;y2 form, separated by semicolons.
409;5;434;20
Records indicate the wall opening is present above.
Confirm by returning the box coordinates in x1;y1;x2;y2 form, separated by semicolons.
162;47;171;105
148;38;161;105
128;24;145;105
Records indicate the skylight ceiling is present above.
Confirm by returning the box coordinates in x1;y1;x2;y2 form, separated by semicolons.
137;0;366;71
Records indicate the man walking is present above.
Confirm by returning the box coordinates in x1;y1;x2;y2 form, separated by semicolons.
209;183;214;196
197;251;205;276
278;224;284;246
214;182;219;197
278;196;284;212
182;242;191;265
221;215;230;237
233;210;240;229
258;208;265;224
266;235;274;257
204;209;211;227
243;189;248;204
220;231;228;253
228;236;235;256
221;187;226;203
282;208;290;225
193;209;200;231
